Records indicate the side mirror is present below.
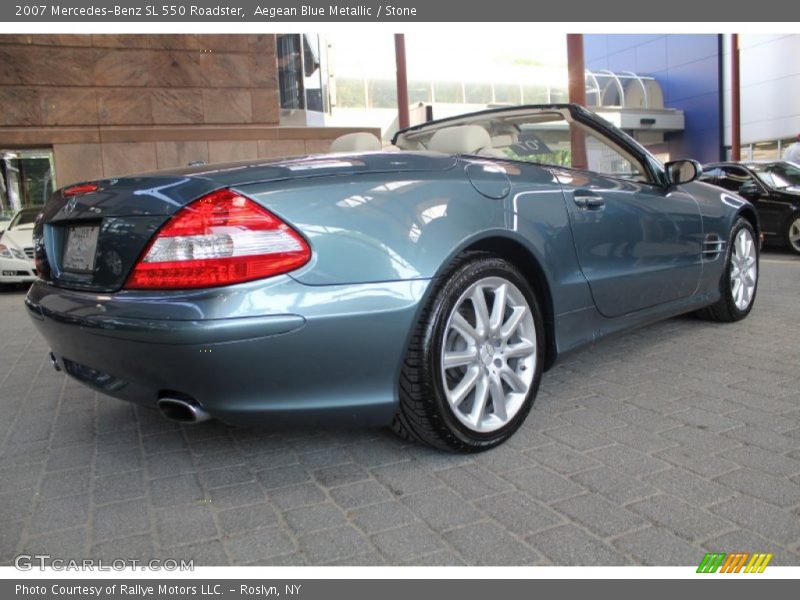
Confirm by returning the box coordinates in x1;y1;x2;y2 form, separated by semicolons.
665;159;702;185
739;180;760;197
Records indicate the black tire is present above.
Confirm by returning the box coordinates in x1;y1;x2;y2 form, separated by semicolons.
786;213;800;255
696;217;759;322
392;253;545;452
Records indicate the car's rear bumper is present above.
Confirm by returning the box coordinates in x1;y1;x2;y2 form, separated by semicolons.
25;275;431;427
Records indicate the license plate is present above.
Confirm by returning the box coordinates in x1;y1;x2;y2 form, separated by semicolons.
63;225;100;273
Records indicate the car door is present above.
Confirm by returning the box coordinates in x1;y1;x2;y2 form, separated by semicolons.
554;123;703;318
702;165;785;235
714;165;783;236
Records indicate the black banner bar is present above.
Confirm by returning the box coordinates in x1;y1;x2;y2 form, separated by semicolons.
1;0;799;22
4;579;800;600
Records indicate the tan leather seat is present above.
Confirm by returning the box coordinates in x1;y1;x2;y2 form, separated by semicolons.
330;132;382;153
427;125;503;157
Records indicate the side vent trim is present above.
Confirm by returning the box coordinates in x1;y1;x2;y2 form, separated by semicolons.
702;234;726;261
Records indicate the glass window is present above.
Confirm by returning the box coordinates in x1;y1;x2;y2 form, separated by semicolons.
433;81;460;103
494;84;521;105
277;33;328;113
699;166;722;185
368;80;397;109
1;149;56;220
509;123;572;166
521;84;549;104
464;83;492;104
752;141;779;162
549;87;569;103
277;34;304;110
600;80;622;106
335;78;366;108
715;166;752;192
9;207;39;228
408;81;432;104
474;111;647;181
581;130;643;178
302;34;324;112
750;162;800;191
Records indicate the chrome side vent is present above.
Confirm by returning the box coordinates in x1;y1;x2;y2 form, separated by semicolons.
702;234;726;261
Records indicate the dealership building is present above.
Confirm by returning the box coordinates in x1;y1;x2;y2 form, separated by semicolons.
1;33;799;215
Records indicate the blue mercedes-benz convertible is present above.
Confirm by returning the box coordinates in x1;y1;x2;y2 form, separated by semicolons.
26;104;759;452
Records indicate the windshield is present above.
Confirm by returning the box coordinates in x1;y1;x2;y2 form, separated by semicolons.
398;109;650;182
750;162;800;190
9;208;39;228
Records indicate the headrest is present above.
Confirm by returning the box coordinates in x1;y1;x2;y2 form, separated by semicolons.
490;134;515;148
330;132;382;152
427;125;492;155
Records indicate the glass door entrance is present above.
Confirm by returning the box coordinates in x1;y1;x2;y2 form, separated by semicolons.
1;149;56;224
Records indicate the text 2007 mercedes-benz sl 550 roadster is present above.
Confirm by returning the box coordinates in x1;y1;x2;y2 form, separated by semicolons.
26;104;760;452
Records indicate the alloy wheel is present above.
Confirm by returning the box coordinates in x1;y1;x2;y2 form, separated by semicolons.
440;276;537;433
789;217;800;253
730;227;758;311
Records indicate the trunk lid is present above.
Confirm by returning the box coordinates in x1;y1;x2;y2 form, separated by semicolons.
36;175;216;292
36;152;456;292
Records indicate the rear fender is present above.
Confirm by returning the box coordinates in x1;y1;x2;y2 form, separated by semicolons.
237;172;506;286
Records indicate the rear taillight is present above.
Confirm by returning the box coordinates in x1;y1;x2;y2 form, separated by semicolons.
125;189;310;289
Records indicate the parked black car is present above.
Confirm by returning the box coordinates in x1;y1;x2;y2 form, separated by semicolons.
701;161;800;254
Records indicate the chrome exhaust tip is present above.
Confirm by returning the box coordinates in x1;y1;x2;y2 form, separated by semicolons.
49;352;61;372
157;397;211;424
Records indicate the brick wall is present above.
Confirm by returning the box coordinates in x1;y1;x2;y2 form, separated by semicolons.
0;34;280;127
0;34;377;186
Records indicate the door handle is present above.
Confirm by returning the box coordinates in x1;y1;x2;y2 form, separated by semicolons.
573;190;605;209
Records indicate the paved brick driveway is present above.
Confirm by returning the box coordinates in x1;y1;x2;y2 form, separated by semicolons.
1;254;799;567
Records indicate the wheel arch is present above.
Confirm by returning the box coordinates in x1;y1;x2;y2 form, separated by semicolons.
736;206;760;240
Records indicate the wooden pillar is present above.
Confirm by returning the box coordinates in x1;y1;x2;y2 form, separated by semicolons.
394;34;410;130
567;34;588;169
731;34;741;161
